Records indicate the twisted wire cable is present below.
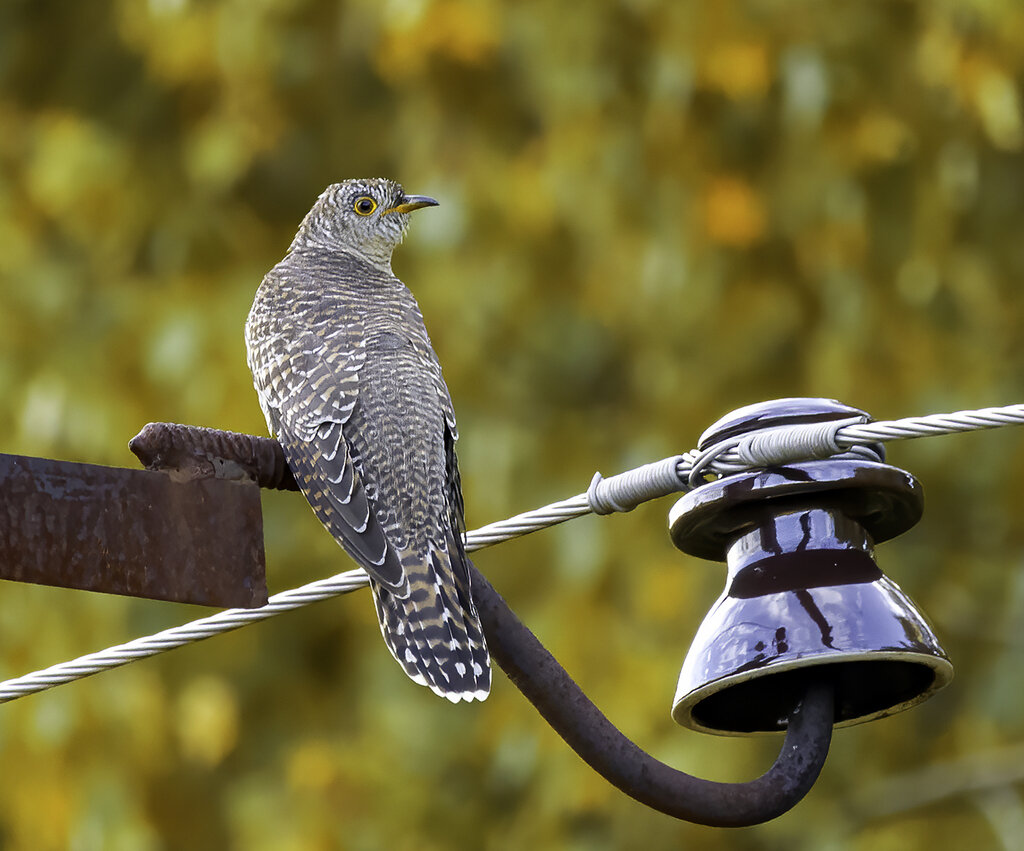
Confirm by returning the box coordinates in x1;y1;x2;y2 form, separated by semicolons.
2;401;1023;703
699;403;1024;475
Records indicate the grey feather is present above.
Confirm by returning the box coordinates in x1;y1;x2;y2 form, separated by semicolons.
245;178;490;702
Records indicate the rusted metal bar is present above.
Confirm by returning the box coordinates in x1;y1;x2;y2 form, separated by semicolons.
129;422;836;825
0;452;268;608
130;422;298;491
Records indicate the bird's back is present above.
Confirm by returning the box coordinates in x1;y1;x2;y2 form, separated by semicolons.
246;244;490;701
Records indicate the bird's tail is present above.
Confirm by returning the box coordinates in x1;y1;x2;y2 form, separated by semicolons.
370;539;491;702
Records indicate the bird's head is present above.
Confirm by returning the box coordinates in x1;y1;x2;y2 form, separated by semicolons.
292;177;439;269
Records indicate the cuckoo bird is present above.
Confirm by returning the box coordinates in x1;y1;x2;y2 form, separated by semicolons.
245;178;490;702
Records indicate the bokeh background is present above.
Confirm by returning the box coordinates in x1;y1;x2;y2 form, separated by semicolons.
2;0;1024;848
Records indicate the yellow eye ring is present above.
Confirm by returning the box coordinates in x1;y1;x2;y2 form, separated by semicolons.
353;196;377;216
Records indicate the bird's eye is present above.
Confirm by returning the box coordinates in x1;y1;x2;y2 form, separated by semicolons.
353;196;377;216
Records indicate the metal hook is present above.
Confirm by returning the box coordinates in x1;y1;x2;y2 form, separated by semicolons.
472;566;834;826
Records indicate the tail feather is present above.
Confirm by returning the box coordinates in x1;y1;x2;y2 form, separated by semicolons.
371;544;490;702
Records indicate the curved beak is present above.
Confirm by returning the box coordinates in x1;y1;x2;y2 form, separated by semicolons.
385;194;439;215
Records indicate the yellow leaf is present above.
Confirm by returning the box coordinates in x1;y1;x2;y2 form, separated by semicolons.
175;676;239;767
701;41;771;100
703;176;766;247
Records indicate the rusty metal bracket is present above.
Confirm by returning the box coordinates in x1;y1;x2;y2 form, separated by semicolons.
130;422;297;491
0;452;268;608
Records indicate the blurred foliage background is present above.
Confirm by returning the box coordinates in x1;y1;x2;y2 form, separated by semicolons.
1;0;1024;848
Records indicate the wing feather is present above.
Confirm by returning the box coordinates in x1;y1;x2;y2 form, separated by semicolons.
245;265;409;595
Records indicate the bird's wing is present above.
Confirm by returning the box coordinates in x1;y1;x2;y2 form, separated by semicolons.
443;414;466;540
280;416;408;595
246;274;408;595
422;349;465;535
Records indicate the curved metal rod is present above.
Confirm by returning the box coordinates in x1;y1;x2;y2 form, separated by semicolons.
129;423;836;826
472;567;835;827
